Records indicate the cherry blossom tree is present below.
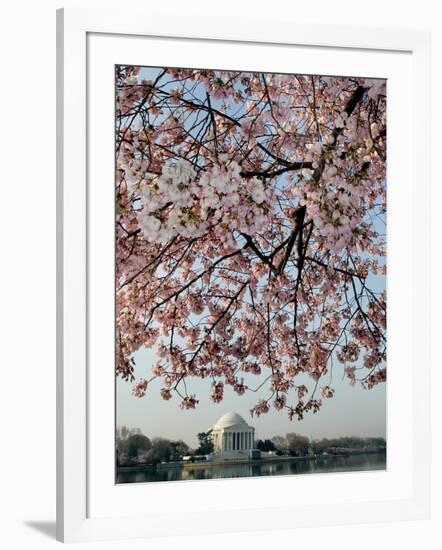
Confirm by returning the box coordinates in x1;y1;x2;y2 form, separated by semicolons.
115;65;386;421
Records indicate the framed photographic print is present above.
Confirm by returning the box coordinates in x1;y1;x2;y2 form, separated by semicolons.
57;6;431;542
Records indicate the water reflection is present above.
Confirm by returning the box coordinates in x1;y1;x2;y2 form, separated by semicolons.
116;452;386;484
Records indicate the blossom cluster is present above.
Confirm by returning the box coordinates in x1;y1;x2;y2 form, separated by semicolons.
138;159;272;244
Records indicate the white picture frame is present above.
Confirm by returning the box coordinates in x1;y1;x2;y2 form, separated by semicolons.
56;6;431;543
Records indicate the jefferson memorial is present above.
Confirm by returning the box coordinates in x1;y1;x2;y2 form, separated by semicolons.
209;412;255;460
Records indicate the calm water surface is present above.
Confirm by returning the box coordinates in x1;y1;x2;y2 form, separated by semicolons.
116;452;386;484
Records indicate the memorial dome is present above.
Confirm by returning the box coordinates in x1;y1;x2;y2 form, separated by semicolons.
214;412;248;429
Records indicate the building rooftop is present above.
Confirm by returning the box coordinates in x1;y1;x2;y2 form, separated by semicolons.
213;412;249;429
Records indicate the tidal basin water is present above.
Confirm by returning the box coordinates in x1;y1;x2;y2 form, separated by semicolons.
116;452;386;484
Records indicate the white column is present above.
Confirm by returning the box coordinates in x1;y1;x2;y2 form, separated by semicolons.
241;432;244;450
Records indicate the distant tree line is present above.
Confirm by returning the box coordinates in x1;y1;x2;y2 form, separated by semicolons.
116;426;189;466
116;426;386;466
312;436;386;453
255;433;311;456
255;434;386;457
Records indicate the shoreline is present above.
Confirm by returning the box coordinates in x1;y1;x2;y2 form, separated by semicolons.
117;450;386;473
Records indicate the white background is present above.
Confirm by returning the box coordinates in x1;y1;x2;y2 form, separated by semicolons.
0;0;439;549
